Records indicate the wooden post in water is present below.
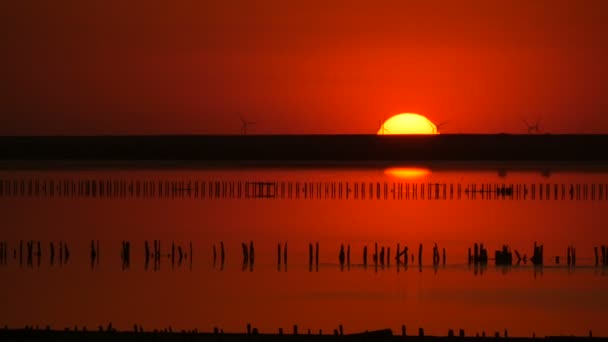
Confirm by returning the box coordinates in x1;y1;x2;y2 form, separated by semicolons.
374;243;378;266
474;243;479;264
220;241;225;267
283;242;287;266
363;246;368;267
249;241;254;267
396;244;400;265
315;242;319;268
241;243;248;265
278;243;281;267
418;244;423;266
346;244;350;266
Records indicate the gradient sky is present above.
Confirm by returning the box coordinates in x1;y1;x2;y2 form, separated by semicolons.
1;0;607;135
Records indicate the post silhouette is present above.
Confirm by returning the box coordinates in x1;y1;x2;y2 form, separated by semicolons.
283;242;287;266
396;244;400;265
373;243;378;266
249;241;254;267
220;241;225;269
346;244;350;266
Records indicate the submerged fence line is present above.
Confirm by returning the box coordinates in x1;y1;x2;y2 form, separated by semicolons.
3;238;608;277
0;178;607;201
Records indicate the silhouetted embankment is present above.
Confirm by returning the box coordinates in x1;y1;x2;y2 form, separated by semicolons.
0;328;605;342
1;134;608;166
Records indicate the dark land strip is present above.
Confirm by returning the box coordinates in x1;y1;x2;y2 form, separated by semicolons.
1;135;608;165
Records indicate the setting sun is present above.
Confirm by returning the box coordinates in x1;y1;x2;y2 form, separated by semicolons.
377;113;438;135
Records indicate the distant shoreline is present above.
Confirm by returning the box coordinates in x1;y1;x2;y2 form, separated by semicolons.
0;134;607;166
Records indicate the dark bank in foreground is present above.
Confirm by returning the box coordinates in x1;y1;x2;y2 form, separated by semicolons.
1;328;605;342
0;134;607;164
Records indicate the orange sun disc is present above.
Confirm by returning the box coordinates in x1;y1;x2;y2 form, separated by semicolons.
377;113;438;135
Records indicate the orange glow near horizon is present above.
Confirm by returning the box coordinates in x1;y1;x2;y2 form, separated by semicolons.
384;167;431;179
377;113;439;135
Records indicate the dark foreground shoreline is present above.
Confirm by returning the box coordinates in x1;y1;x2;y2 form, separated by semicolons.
0;329;605;342
0;135;607;165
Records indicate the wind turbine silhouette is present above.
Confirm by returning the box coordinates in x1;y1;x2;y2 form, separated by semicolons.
378;116;391;135
522;118;542;134
239;114;255;135
432;121;449;134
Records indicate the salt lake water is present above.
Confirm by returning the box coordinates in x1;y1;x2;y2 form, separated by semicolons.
1;163;607;337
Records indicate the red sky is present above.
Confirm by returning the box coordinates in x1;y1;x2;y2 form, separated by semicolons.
1;0;607;135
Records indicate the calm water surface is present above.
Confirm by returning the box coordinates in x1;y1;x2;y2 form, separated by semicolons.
1;164;608;336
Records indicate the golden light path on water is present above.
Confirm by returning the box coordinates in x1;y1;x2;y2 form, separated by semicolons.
384;167;431;179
